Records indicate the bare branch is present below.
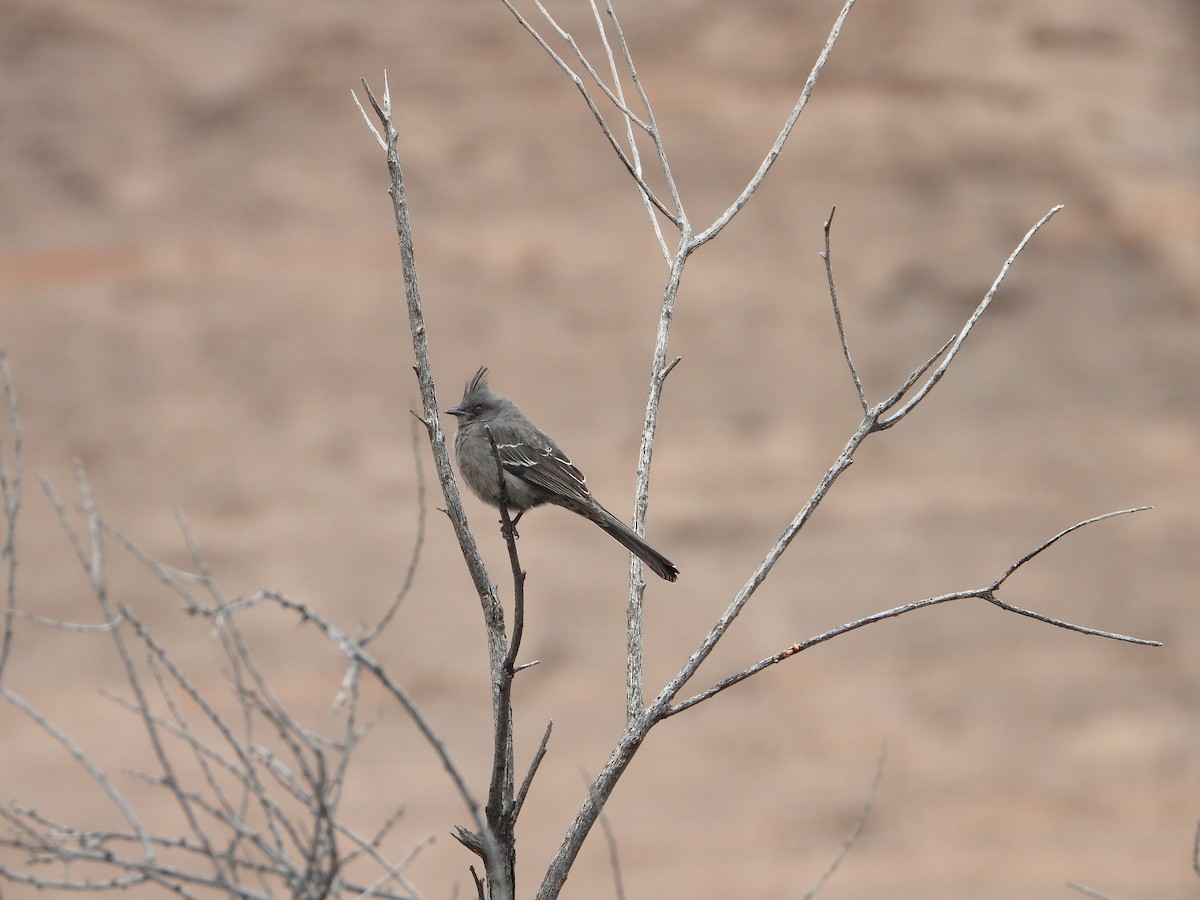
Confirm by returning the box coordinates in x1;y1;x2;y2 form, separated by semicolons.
1193;817;1200;877
74;504;237;888
0;606;123;632
535;726;645;900
879;205;1064;427
802;745;885;900
355;833;434;900
693;0;856;248
587;1;671;259
982;592;1160;646
497;1;679;226
352;81;387;151
581;769;626;900
821;205;867;412
360;414;428;646
104;522;206;610
3;536;430;898
513;721;552;822
469;865;487;900
37;474;90;573
358;68;518;896
1;687;154;863
627;242;691;725
660;355;682;383
0;353;20;680
992;506;1151;589
357;75;501;624
534;0;652;132
878;334;955;413
600;0;687;237
461;425;524;892
659;206;1092;716
670;507;1161;716
655;416;869;714
668;590;975;716
250;588;488;850
1066;883;1113;900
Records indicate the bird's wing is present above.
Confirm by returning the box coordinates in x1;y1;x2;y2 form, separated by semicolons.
495;438;593;505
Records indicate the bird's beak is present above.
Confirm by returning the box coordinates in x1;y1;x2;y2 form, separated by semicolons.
445;406;465;418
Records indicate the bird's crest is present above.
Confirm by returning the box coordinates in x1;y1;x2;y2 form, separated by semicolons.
465;366;490;397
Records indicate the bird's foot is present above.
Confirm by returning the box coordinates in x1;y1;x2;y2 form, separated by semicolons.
501;509;524;541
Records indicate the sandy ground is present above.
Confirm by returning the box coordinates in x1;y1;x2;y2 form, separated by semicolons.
1;1;1198;897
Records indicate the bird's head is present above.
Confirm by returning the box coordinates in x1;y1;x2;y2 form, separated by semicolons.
445;366;502;425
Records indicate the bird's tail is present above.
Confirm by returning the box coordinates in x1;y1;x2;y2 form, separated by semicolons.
588;504;679;582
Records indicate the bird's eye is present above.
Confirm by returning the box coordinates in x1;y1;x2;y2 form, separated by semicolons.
472;404;484;415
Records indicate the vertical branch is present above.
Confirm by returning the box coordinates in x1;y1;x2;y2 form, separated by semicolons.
481;427;529;896
356;76;511;898
0;354;20;681
626;236;690;725
354;77;502;627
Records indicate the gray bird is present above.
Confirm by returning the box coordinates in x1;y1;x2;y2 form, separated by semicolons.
446;368;679;582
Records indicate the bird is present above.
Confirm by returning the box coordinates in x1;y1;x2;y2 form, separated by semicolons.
445;367;679;582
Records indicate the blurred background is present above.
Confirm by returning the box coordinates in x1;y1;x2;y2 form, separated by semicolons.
1;0;1198;896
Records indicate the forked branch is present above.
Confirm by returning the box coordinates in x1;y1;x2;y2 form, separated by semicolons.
669;508;1159;717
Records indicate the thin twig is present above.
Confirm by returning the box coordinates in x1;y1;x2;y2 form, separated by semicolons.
581;769;626;900
877;335;955;412
879;205;1064;427
992;507;1150;589
1192;817;1200;877
252;589;488;848
801;744;885;900
602;0;687;234
982;592;1160;646
1;687;154;862
692;0;856;248
670;508;1160;715
352;85;387;151
498;0;679;226
660;356;682;383
822;205;867;412
513;721;552;822
356;833;434;900
0;607;123;631
668;590;976;716
534;0;653;132
361;414;429;646
587;1;670;260
37;474;89;573
1066;883;1113;900
0;353;20;681
103;522;205;609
